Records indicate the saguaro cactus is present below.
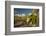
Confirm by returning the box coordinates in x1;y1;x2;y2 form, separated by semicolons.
28;9;39;26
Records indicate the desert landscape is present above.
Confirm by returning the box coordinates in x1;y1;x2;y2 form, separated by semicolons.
14;9;39;27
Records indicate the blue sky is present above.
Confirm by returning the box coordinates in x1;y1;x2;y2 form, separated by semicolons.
14;8;32;15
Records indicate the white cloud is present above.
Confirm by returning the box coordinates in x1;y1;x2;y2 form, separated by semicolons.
22;14;25;16
15;14;25;16
28;13;32;15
